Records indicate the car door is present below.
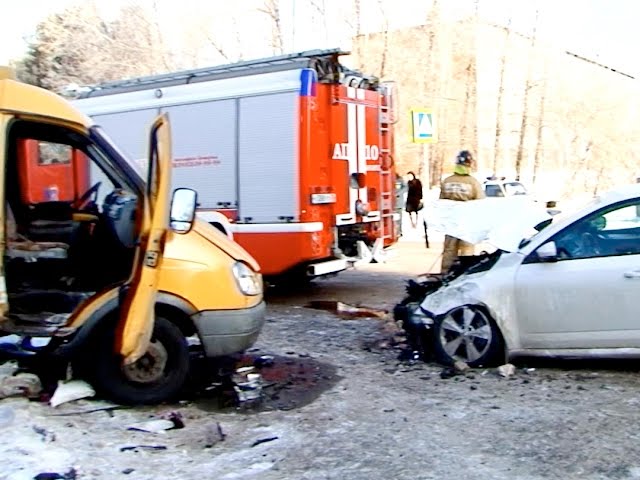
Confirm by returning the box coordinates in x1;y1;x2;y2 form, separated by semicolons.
514;198;640;350
116;114;173;365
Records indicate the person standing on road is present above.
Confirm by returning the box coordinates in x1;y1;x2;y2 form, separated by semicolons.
405;171;423;228
439;150;485;273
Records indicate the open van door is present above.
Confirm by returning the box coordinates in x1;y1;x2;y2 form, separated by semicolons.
0;115;9;319
117;114;173;365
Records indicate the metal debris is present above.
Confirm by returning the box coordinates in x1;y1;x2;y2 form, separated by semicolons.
34;469;77;480
306;300;388;319
251;436;279;447
119;445;167;452
233;366;263;403
47;404;124;417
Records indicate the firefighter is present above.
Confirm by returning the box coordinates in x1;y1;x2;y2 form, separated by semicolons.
439;150;485;273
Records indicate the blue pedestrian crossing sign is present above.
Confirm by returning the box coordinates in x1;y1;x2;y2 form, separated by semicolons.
411;109;436;143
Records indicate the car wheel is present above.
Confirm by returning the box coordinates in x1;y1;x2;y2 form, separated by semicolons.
90;316;190;405
433;305;503;367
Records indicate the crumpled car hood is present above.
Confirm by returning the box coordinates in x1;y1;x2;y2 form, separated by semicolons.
427;197;551;252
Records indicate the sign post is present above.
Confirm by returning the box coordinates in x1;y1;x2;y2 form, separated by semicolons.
410;108;436;187
411;109;436;144
410;109;436;247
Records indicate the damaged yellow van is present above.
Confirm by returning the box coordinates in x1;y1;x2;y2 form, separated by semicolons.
0;68;265;404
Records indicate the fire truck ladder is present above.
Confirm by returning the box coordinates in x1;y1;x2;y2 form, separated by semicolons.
375;93;396;262
81;49;350;96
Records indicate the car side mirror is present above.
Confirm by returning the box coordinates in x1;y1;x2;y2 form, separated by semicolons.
170;188;197;234
536;241;558;262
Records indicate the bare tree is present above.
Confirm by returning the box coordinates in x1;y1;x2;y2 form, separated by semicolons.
459;0;480;160
353;0;362;37
343;0;363;68
233;18;245;61
206;35;233;62
532;78;548;185
377;0;390;78
16;1;112;90
514;9;539;180
492;19;512;175
16;1;175;90
148;1;173;71
310;0;329;46
109;4;172;76
422;0;441;188
259;0;284;55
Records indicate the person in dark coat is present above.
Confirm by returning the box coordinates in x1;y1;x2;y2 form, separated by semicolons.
405;171;423;228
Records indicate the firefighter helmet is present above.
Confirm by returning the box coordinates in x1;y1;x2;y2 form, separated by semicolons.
456;150;474;166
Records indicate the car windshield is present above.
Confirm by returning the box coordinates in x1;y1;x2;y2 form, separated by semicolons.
89;126;145;188
504;182;528;195
517;195;604;249
518;218;554;248
485;184;504;197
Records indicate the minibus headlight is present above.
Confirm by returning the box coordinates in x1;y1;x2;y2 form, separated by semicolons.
232;262;263;296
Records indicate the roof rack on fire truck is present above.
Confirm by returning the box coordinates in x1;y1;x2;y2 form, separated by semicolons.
80;48;354;98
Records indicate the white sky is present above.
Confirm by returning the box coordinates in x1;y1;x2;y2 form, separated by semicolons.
2;0;639;77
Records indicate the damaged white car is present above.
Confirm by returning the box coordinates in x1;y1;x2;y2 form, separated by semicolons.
395;184;640;366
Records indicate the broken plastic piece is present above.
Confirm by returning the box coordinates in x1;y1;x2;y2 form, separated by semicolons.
49;380;95;407
128;419;176;433
254;355;275;368
497;363;516;377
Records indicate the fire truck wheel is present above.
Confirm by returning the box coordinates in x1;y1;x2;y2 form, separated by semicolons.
88;316;190;405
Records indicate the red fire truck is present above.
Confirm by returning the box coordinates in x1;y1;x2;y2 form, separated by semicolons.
72;49;399;280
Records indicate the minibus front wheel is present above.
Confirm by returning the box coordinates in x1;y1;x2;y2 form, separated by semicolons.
91;315;190;405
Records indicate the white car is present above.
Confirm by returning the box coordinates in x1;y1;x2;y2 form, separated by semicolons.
483;177;529;198
483;177;560;215
407;183;640;366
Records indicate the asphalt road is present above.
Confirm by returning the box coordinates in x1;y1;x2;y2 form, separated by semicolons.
3;233;640;479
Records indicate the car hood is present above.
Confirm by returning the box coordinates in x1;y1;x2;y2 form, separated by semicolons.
192;219;261;272
428;198;551;252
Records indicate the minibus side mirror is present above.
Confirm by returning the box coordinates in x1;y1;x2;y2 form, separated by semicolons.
170;188;197;234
